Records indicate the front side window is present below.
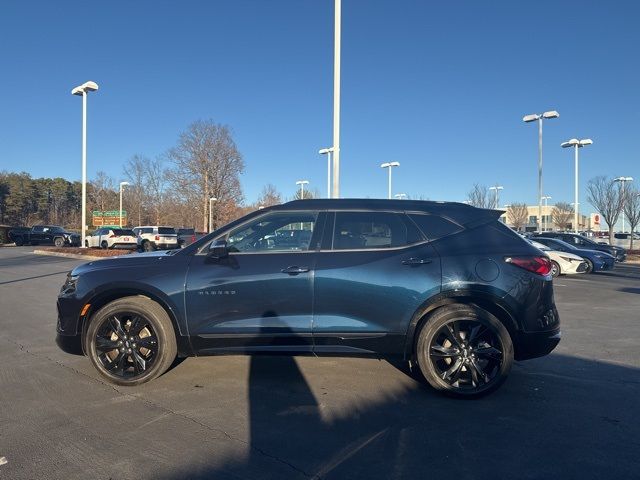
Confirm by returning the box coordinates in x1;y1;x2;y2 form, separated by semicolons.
332;212;415;250
226;211;317;253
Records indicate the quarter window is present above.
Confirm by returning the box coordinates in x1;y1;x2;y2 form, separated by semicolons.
226;212;317;253
332;212;415;250
408;214;462;241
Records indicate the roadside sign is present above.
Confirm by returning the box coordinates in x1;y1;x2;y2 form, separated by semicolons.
93;210;127;227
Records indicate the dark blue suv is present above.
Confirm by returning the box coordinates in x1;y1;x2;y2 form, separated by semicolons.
57;200;560;397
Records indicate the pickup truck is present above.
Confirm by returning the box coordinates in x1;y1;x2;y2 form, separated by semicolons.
9;225;81;247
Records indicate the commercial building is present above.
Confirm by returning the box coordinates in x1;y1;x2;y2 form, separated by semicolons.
500;205;595;232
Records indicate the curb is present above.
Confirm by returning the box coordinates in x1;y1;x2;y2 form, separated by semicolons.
33;250;104;261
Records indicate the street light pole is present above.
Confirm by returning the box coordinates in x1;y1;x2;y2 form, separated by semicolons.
523;110;559;233
541;195;552;231
209;197;217;233
332;0;341;198
380;162;400;199
119;182;130;228
561;138;593;233
614;176;634;232
489;185;504;209
296;180;309;200
319;147;334;198
71;81;99;248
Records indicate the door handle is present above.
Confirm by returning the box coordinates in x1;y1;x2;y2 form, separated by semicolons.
281;266;310;275
402;258;432;266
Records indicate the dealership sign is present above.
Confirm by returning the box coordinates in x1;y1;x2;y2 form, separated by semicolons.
92;210;127;227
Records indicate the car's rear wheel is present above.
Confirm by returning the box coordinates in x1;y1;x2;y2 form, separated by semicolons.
85;240;89;247
416;304;513;398
550;260;561;277
84;297;177;386
583;258;594;274
142;241;154;252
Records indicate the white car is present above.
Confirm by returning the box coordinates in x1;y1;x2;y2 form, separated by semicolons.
133;226;179;252
530;240;587;277
86;228;138;249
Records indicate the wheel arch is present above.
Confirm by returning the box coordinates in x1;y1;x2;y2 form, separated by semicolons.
79;286;191;356
403;290;518;360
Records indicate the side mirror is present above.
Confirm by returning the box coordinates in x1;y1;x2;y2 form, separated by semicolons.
207;239;229;259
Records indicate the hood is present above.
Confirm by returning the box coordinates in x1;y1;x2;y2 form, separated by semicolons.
581;249;615;259
71;250;181;275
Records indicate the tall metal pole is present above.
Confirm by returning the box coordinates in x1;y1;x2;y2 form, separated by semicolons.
332;0;341;198
388;166;392;199
574;145;579;234
538;118;543;234
209;197;214;233
327;150;332;199
81;91;87;248
119;185;123;228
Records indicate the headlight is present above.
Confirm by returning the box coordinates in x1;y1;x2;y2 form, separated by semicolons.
60;273;78;295
559;256;575;262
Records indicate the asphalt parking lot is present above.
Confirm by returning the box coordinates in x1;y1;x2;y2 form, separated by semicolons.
0;246;639;480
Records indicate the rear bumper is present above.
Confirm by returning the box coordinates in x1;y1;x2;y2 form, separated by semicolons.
515;328;561;360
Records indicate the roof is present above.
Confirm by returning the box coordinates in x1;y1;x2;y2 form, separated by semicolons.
268;199;499;226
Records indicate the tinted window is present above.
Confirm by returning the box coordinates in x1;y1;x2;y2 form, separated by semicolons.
409;214;462;241
158;227;176;235
332;212;413;250
178;228;194;235
115;229;135;236
227;212;317;252
141;228;154;234
32;226;44;233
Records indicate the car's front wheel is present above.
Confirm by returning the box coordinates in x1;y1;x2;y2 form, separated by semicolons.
100;240;109;249
416;304;513;398
84;297;177;386
142;241;154;252
583;258;594;274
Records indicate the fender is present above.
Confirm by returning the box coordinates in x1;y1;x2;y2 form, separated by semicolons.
403;287;519;360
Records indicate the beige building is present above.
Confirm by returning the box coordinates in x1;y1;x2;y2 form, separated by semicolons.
500;205;592;232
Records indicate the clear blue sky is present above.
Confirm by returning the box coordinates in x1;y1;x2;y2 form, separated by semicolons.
1;0;638;216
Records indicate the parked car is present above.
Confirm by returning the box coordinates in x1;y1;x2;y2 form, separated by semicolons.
529;240;587;277
86;228;137;249
532;232;626;262
57;199;560;398
533;237;615;273
176;228;207;248
9;225;80;247
132;226;179;252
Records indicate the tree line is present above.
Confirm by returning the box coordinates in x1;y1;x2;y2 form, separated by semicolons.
0;119;317;232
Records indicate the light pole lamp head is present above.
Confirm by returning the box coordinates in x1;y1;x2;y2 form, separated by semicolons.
489;185;504;191
72;81;99;96
296;180;309;186
561;139;580;148
542;111;559;119
578;139;593;147
210;196;218;202
522;114;540;123
381;162;400;168
319;147;334;155
614;176;633;183
120;181;130;187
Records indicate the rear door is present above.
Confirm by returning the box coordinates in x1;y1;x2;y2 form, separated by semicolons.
312;211;441;355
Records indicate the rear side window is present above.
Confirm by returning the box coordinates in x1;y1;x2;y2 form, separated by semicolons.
409;214;463;241
332;212;416;250
117;229;135;236
178;228;194;235
158;227;176;235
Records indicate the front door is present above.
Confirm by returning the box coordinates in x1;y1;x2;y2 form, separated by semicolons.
186;210;322;354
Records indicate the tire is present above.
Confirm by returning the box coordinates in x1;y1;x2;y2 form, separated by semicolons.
142;241;154;252
583;258;594;274
85;240;89;247
84;296;177;386
101;240;109;250
550;261;561;278
54;237;65;247
14;236;24;246
415;304;514;398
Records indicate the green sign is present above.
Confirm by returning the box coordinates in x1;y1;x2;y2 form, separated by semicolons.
92;210;128;227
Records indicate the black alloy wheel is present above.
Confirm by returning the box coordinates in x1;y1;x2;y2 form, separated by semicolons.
550;260;560;277
416;304;513;397
85;297;177;386
583;258;594;274
101;240;109;249
85;240;89;247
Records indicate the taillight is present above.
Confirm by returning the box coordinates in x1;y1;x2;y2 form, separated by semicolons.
155;235;160;241
191;235;196;242
505;256;552;276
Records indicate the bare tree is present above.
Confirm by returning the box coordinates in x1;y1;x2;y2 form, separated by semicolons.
255;184;282;208
145;157;166;225
507;203;529;232
587;176;624;245
89;171;117;214
167;120;244;232
123;155;150;226
293;187;319;200
467;184;489;208
623;185;640;251
551;202;574;231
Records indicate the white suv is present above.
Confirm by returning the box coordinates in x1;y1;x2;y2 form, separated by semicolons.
86;228;137;249
133;226;179;252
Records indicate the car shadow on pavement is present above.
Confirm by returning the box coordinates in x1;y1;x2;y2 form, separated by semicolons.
0;270;71;286
619;287;640;294
155;350;640;480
